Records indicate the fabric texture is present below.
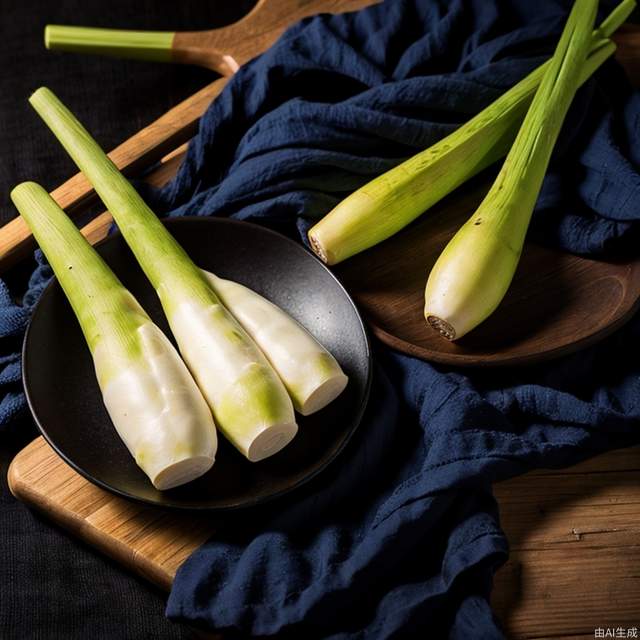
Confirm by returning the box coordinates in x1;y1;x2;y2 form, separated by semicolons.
2;0;640;638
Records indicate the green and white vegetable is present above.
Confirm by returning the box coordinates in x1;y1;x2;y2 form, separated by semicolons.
424;0;597;340
45;25;174;63
30;88;298;462
307;0;633;265
11;182;217;490
203;271;348;415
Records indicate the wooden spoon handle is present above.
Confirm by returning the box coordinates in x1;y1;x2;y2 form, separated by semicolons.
171;0;376;71
45;0;377;74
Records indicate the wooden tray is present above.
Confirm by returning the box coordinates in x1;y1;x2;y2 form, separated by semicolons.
9;436;640;639
335;179;640;367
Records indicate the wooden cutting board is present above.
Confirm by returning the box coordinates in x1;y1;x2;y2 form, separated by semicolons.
9;436;640;639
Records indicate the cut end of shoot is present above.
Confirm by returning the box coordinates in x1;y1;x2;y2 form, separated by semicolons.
309;232;330;264
247;422;298;462
426;316;456;341
152;455;215;491
44;25;53;50
297;372;349;416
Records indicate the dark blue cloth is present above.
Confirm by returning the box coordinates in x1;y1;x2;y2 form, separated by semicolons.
2;0;640;638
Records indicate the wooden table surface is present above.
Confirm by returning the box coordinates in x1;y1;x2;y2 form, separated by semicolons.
493;447;640;638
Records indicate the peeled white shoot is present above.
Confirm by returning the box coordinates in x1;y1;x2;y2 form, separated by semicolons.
203;271;348;415
11;182;217;490
30;88;297;462
424;0;597;341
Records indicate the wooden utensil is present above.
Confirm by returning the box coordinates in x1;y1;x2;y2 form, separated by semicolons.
46;0;376;75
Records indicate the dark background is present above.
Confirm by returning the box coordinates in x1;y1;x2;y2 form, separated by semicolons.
0;2;254;638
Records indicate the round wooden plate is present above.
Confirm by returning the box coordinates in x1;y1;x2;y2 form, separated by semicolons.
335;178;640;367
22;218;371;510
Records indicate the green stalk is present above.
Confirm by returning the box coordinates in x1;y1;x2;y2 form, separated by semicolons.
11;182;146;383
45;25;174;63
308;0;634;265
30;88;299;462
29;88;213;317
11;183;218;489
424;0;597;340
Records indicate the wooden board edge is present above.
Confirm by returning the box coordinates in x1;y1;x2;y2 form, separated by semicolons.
7;436;175;591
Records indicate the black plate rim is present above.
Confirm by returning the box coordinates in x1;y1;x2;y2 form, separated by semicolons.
22;217;372;511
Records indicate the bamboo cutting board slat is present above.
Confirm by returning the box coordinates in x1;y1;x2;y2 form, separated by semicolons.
8;436;640;639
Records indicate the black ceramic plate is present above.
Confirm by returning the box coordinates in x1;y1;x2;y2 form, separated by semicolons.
23;218;371;510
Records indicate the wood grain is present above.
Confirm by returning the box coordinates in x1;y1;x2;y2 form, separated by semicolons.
493;455;640;637
8;436;640;639
172;0;378;73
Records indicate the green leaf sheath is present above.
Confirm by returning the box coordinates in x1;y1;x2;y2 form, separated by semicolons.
28;88;216;316
422;0;599;341
45;26;174;63
10;182;146;360
308;0;635;265
485;0;598;246
598;0;637;37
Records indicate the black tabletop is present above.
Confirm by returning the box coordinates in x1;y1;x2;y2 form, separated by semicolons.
0;2;254;638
